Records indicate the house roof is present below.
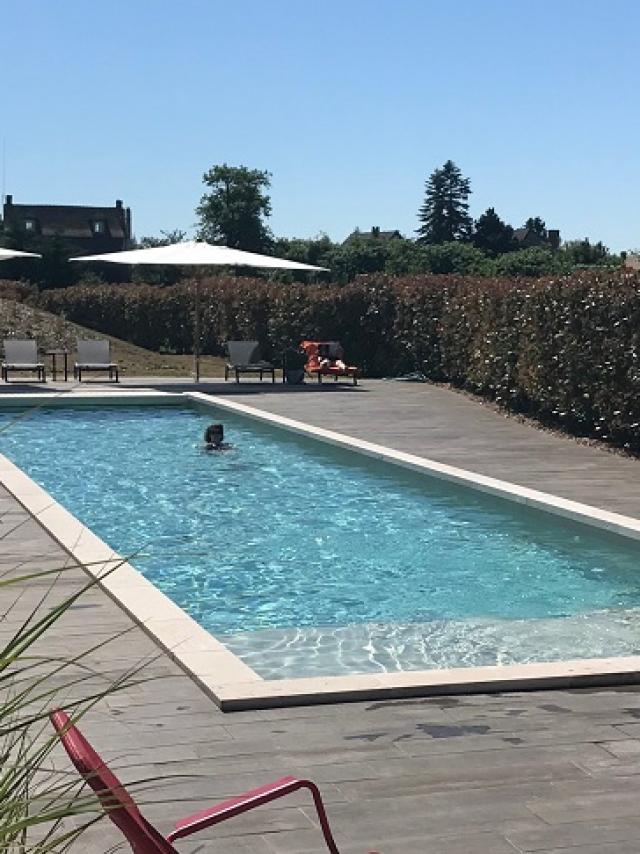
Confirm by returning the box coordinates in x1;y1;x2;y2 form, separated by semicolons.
343;227;403;244
3;202;128;239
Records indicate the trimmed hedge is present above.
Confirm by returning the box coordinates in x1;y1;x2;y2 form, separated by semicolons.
35;270;640;450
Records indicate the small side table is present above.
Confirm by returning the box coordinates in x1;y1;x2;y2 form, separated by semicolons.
45;349;69;382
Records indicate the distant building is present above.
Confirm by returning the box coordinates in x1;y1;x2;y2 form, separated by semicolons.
2;195;132;254
513;226;560;251
624;253;640;271
343;225;403;244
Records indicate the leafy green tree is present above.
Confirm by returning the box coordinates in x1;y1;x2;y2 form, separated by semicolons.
524;217;547;240
383;238;428;275
562;238;610;266
325;236;391;283
416;160;472;244
495;247;571;277
420;242;496;275
272;234;335;271
138;229;187;248
473;208;515;256
196;164;272;252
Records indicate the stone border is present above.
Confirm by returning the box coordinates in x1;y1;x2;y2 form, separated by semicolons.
2;388;640;711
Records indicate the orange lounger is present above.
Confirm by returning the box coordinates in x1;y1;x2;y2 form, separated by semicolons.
301;341;359;385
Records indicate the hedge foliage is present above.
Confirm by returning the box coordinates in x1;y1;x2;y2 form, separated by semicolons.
35;270;640;450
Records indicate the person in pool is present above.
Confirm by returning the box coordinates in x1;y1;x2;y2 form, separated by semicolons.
203;423;232;451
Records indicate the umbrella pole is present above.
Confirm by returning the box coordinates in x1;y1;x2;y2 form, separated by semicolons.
193;276;201;383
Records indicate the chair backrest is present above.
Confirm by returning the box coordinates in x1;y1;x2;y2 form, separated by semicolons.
50;710;177;854
4;339;37;364
77;338;110;364
300;340;320;367
226;340;260;366
301;340;344;366
319;341;343;360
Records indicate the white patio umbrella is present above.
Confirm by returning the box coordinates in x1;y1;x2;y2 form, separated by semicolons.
0;248;42;260
71;240;327;382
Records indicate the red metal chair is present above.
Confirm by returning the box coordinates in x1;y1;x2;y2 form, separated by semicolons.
50;709;341;853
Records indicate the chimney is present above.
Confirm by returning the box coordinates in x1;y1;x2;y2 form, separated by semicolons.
124;207;132;248
548;229;560;251
5;194;12;206
115;199;123;209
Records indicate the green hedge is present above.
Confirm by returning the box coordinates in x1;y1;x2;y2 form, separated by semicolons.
36;270;640;450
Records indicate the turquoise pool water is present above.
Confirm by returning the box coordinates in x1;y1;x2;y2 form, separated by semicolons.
2;403;640;677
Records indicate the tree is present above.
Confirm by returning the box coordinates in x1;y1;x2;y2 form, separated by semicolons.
138;229;187;248
562;238;610;266
196;164;272;252
473;208;515;256
416;160;472;244
419;242;495;275
524;217;547;240
495;247;571;277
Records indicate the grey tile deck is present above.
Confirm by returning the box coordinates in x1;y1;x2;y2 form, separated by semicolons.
4;379;640;852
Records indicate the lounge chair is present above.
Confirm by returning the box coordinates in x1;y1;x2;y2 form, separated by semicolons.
2;339;46;382
301;340;359;385
50;709;342;853
74;339;119;382
224;340;275;383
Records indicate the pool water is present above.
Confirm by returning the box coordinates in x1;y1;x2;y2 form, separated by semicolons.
2;403;640;678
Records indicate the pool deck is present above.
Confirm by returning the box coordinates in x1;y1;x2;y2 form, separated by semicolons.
6;378;640;852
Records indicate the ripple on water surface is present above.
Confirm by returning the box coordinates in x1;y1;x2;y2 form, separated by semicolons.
2;404;640;677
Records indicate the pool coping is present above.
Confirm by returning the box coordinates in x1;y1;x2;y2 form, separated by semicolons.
2;388;640;710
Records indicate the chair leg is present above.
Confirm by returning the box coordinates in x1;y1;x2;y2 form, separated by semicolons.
224;366;229;382
271;369;275;384
235;369;240;384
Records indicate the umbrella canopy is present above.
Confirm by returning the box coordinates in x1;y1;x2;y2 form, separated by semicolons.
0;248;42;261
71;240;328;382
71;240;327;271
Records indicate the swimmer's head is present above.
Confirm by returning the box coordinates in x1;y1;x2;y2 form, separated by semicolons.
204;423;224;444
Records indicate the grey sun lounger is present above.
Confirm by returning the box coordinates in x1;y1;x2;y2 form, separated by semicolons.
2;339;46;382
224;340;275;383
74;339;119;382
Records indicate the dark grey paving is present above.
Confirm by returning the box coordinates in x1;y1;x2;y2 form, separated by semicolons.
5;381;640;852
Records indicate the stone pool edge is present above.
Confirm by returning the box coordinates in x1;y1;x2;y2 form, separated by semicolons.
1;388;640;711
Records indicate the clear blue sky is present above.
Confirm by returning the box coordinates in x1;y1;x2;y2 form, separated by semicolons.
3;0;639;250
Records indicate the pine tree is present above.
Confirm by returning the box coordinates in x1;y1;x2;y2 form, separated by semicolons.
473;207;515;256
416;160;472;244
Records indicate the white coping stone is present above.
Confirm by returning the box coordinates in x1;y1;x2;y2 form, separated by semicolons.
2;388;640;710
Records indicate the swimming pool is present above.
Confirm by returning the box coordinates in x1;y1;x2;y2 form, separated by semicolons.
2;401;640;679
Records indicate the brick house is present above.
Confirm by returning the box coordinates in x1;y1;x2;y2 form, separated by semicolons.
2;195;132;255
